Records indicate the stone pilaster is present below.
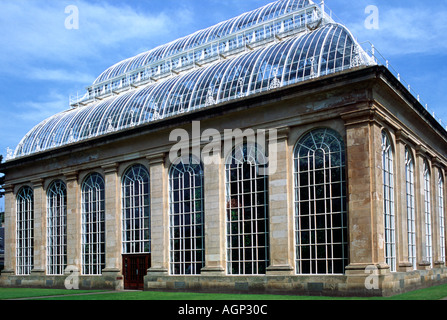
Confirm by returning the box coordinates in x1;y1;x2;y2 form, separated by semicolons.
31;178;45;276
266;127;294;275
395;131;412;271
201;144;226;275
64;171;81;272
342;108;390;295
1;184;15;276
147;154;169;275
102;163;123;287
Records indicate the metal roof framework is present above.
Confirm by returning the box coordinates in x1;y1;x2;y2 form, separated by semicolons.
12;0;374;160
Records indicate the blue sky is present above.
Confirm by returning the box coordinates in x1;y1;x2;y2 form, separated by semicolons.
0;0;446;180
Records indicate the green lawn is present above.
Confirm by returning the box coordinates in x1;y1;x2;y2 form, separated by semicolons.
1;283;447;300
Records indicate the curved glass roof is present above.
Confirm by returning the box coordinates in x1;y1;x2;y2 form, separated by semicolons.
13;22;374;159
93;0;316;85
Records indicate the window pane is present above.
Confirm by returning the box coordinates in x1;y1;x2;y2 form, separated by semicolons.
81;173;106;275
226;143;269;275
294;129;348;275
169;157;205;275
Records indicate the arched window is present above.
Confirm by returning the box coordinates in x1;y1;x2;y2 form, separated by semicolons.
382;131;396;272
46;180;67;275
122;164;151;254
423;160;432;267
81;173;105;275
294;128;348;275
169;157;205;275
438;171;445;263
226;143;269;275
405;147;416;270
16;186;34;275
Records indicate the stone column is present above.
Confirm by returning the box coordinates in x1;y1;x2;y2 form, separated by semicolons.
1;184;15;276
342;108;390;293
102;163;123;288
266;127;294;275
147;154;169;275
31;178;46;276
201;144;226;275
64;171;81;272
395;131;412;271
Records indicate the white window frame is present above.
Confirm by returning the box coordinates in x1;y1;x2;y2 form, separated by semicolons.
46;180;67;275
122;164;151;255
382;131;396;272
405;147;417;270
16;186;34;276
81;173;106;275
423;161;433;267
293;128;348;275
225;143;269;275
169;157;205;275
438;172;445;263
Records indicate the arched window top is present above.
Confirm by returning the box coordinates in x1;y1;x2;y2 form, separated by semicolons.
47;180;67;196
294;128;345;158
405;146;414;166
170;155;204;176
17;186;33;201
226;142;267;167
122;164;150;184
381;130;394;154
82;172;105;191
424;159;431;177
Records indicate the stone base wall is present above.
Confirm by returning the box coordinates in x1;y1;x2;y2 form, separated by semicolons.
1;267;447;297
0;271;123;291
144;266;447;297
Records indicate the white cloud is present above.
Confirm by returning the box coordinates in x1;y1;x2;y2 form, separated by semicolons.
27;67;94;84
347;4;447;56
13;91;69;123
0;0;193;78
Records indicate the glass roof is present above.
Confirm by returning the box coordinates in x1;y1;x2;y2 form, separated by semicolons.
13;22;374;159
93;0;314;85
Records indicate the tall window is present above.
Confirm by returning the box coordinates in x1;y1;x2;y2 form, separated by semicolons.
382;131;396;272
438;171;445;263
405;148;417;270
16;186;34;275
423;161;432;267
169;157;205;275
122;164;151;255
294;128;348;275
226;143;269;275
81;173;105;275
46;180;67;275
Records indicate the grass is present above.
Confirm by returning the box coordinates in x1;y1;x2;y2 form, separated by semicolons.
0;283;447;300
0;288;105;300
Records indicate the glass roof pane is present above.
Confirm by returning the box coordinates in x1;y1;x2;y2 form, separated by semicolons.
13;1;377;160
92;0;314;86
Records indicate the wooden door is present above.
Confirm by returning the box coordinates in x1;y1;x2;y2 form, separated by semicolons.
122;254;151;290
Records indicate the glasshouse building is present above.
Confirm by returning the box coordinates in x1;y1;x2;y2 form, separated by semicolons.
0;0;446;296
